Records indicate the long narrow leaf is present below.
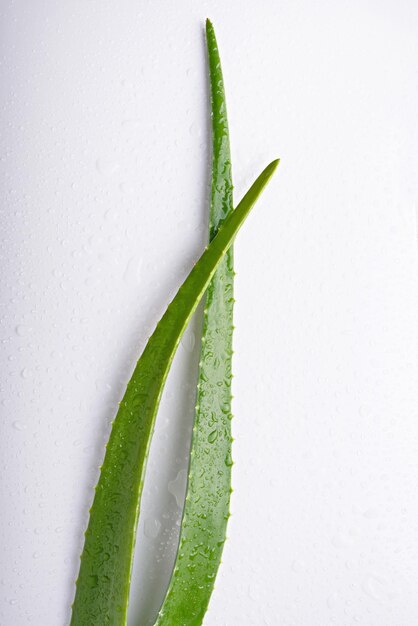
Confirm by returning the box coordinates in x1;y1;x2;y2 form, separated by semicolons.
154;19;235;626
70;158;278;626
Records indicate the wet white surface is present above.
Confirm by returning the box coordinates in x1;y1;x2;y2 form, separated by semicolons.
1;1;418;624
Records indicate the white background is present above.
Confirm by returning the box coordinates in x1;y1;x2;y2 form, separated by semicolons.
1;1;418;624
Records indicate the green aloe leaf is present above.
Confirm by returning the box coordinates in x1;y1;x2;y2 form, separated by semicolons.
154;19;234;626
70;158;278;626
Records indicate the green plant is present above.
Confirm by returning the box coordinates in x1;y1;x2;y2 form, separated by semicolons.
70;159;278;625
70;21;278;626
154;19;235;626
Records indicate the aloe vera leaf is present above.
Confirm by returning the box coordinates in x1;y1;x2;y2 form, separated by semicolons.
70;158;278;626
154;19;234;626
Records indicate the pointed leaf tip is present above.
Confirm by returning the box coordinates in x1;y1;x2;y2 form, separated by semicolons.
261;158;280;183
259;158;280;183
269;158;280;172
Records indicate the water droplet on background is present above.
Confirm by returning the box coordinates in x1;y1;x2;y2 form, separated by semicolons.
124;257;142;284
121;119;141;130
96;157;120;176
144;518;162;540
119;182;135;195
15;324;29;337
168;469;188;508
181;330;195;353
